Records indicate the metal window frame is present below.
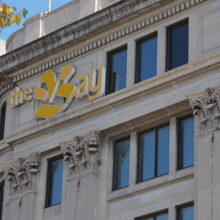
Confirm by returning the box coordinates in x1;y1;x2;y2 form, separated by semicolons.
137;124;169;183
0;182;4;220
177;115;194;170
135;32;158;84
45;155;64;208
166;18;189;71
106;45;127;95
176;202;194;220
135;209;168;220
112;136;130;191
0;102;6;141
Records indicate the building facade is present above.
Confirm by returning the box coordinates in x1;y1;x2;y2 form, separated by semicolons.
0;0;220;219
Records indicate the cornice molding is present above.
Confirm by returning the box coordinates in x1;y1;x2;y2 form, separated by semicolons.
0;0;209;97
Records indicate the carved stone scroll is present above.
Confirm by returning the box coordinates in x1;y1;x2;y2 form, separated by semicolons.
189;87;220;132
5;152;41;196
60;131;101;177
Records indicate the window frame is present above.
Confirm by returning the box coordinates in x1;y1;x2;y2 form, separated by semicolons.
0;102;6;141
106;45;128;95
0;182;4;220
135;32;158;83
166;18;189;71
112;136;130;191
45;155;64;208
137;123;170;183
177;115;194;170
176;202;194;220
135;209;168;220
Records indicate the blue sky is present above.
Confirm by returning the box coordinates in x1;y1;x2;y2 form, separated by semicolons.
0;0;72;41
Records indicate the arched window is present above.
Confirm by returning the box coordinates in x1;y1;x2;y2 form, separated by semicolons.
0;102;6;141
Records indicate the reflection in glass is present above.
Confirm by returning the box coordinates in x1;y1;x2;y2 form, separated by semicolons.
167;20;189;70
141;212;168;220
178;116;194;169
46;158;64;207
136;34;157;82
107;47;127;94
138;125;169;182
113;138;130;190
178;205;194;220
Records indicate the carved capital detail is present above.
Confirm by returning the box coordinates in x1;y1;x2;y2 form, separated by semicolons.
60;131;101;177
189;87;220;132
5;152;41;196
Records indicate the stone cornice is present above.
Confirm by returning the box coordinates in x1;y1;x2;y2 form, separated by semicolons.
0;0;210;97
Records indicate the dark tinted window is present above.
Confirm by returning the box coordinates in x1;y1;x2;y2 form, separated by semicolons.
137;211;168;220
136;34;157;83
177;204;194;220
113;138;130;190
138;125;169;182
178;116;194;170
0;183;4;220
0;102;6;141
166;20;189;71
106;47;127;94
46;157;64;207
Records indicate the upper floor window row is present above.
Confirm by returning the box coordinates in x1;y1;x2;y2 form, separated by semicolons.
106;19;189;95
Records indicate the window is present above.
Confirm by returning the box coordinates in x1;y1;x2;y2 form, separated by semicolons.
137;125;169;182
136;33;157;83
177;204;194;220
113;137;130;190
0;102;6;141
106;46;127;95
166;19;189;71
0;183;4;220
46;157;64;208
178;116;194;170
136;211;168;220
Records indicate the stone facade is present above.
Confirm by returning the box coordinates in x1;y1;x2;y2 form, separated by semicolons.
0;0;220;219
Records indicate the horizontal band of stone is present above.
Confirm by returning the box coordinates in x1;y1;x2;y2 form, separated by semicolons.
0;0;209;97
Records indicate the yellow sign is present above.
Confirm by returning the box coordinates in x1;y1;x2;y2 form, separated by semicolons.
9;65;106;119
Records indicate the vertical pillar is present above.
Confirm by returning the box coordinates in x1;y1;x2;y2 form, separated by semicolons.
189;87;220;220
61;131;102;220
3;153;41;220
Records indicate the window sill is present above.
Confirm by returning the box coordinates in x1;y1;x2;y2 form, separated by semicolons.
107;167;194;202
43;204;61;217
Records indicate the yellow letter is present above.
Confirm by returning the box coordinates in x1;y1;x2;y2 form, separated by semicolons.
89;66;106;100
74;74;89;99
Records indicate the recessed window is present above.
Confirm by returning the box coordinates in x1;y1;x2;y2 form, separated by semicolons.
178;116;194;170
0;183;4;220
113;137;130;191
106;46;127;95
46;157;64;208
177;204;194;220
137;125;169;183
166;20;189;71
136;33;157;83
0;102;6;141
136;211;168;220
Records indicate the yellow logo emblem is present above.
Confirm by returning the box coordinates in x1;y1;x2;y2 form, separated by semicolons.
9;65;106;119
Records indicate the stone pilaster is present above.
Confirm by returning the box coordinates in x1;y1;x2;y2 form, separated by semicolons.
189;87;220;220
60;131;101;220
3;152;41;220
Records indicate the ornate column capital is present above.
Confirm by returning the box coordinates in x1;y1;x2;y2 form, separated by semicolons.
5;152;41;196
60;131;101;178
189;87;220;133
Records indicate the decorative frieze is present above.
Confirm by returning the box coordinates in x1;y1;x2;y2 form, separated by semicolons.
60;131;101;178
5;152;41;196
0;0;210;97
189;88;220;132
